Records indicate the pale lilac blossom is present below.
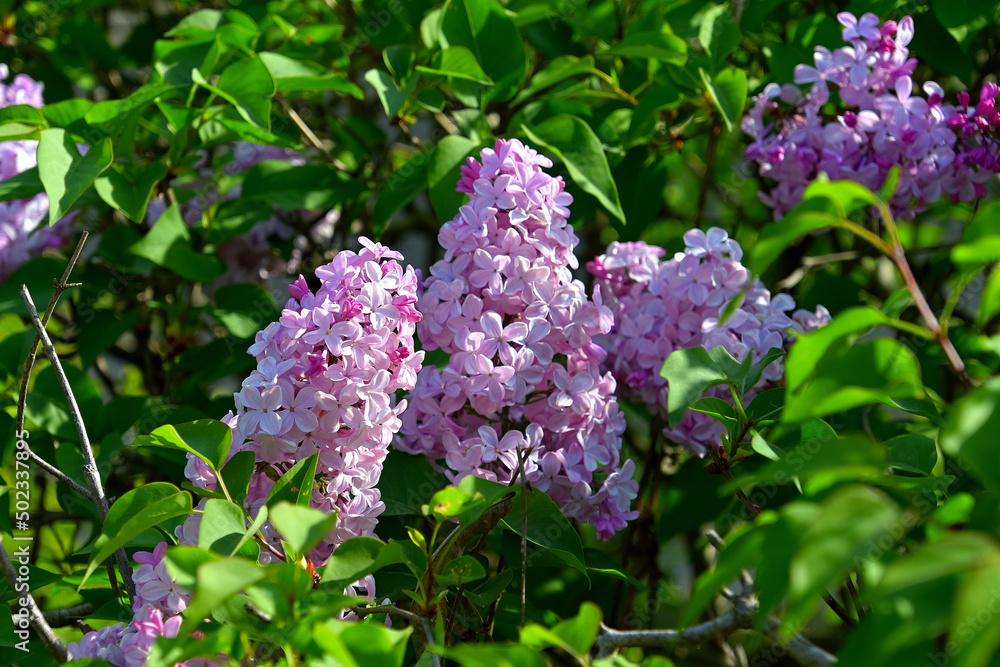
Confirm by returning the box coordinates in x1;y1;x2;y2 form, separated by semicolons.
398;139;638;539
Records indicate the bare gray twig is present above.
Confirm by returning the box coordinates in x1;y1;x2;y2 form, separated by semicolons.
20;285;136;601
42;601;97;627
0;537;67;660
594;530;837;666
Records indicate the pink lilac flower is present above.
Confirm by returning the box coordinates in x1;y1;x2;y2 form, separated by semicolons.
71;239;424;663
397;138;639;540
743;13;1000;218
588;230;830;454
0;65;68;282
181;239;423;564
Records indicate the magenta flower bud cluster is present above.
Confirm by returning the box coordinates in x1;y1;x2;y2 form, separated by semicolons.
742;12;1000;217
397;138;639;540
0;64;66;281
588;229;830;454
71;240;423;663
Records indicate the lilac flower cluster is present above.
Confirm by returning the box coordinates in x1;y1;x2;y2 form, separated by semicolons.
0;65;66;281
588;229;830;454
397;139;639;539
68;542;197;667
743;13;1000;217
70;240;423;663
183;237;423;562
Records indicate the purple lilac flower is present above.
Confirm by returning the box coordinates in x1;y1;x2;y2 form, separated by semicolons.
743;13;1000;218
179;237;423;563
0;65;67;282
70;239;424;663
397;138;639;540
588;231;830;454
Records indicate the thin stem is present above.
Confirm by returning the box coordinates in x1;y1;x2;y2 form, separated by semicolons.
872;204;969;384
845;573;864;620
28;450;90;498
43;602;97;627
16;232;89;436
0;536;67;660
515;447;530;628
20;286;136;601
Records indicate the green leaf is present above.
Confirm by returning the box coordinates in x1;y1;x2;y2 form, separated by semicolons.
94;162;166;222
600;28;688;64
627;85;682;145
464;569;515;607
316;622;413;667
0;167;44;202
784;338;923;422
552;602;602;656
132;419;233;475
428;135;480;223
0;104;46;128
266;452;318;508
129;205;225;282
802;177;879;217
81;483;192;587
434;554;487;587
364;69;416;118
699;4;741;61
84;84;178;139
212;283;279;339
424;486;486;523
417;46;493;84
242;161;363;211
700;66;747;132
439;644;547;667
978;263;1000;326
690;397;739;432
322;537;404;584
438;0;527;101
731;436;886;497
500;489;587;578
660;347;730;426
782;487;900;633
521;114;626;225
199;499;256;558
785;307;894;393
940;377;1000;493
163;546;220;589
220;450;255;507
36;128;113;225
886;434;938;476
211;57;276;130
736;347;785;395
259;52;363;97
269;502;338;557
42;99;95;135
166;9;258;50
181;558;268;633
513;55;596;106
